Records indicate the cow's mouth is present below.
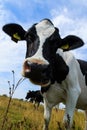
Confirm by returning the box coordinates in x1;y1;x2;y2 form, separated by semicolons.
22;60;51;87
29;78;51;87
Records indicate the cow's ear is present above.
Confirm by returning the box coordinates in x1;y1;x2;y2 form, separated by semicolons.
2;23;26;43
60;35;84;51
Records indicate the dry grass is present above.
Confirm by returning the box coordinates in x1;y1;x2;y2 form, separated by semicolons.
0;95;85;130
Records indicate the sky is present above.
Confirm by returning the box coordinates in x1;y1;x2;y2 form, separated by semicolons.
0;0;87;99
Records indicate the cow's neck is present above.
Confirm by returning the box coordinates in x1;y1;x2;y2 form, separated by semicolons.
41;85;50;94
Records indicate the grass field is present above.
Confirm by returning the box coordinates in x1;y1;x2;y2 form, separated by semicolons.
0;95;85;130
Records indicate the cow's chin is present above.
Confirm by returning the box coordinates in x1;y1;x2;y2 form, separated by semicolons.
29;79;51;87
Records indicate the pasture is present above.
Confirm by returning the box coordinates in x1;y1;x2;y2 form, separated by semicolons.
0;95;85;130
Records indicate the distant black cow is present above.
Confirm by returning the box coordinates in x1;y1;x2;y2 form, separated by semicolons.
25;90;43;109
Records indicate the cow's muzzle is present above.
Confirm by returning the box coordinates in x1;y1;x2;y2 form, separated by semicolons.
22;60;51;87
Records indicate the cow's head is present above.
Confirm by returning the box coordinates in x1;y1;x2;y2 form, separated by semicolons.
25;90;34;99
3;19;84;87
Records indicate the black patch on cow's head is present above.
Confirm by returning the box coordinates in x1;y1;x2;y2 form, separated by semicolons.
42;28;61;62
42;29;69;83
24;24;40;58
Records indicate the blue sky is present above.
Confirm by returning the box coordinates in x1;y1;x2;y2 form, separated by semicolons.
0;0;87;99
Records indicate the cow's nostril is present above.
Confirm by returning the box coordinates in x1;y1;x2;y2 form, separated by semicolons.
24;61;31;73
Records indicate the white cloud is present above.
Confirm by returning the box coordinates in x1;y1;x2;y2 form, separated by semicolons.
0;39;26;72
51;7;87;39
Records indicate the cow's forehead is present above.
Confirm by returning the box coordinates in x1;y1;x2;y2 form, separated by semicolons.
35;19;55;38
25;19;56;61
36;19;53;27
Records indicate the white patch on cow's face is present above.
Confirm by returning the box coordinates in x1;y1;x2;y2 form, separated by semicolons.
34;20;55;62
36;19;55;38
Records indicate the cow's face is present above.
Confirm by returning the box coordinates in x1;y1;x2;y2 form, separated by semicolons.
3;19;84;87
23;19;61;86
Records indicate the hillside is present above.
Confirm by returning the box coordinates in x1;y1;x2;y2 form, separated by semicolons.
0;95;85;130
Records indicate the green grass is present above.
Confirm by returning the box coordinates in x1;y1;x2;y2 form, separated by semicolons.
0;95;85;130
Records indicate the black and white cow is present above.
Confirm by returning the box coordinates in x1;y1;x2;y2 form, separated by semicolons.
3;19;87;130
25;90;43;109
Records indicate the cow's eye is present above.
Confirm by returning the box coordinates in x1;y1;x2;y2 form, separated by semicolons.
28;35;31;39
28;34;35;42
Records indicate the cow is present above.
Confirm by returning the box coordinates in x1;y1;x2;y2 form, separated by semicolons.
25;90;43;109
3;18;87;130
